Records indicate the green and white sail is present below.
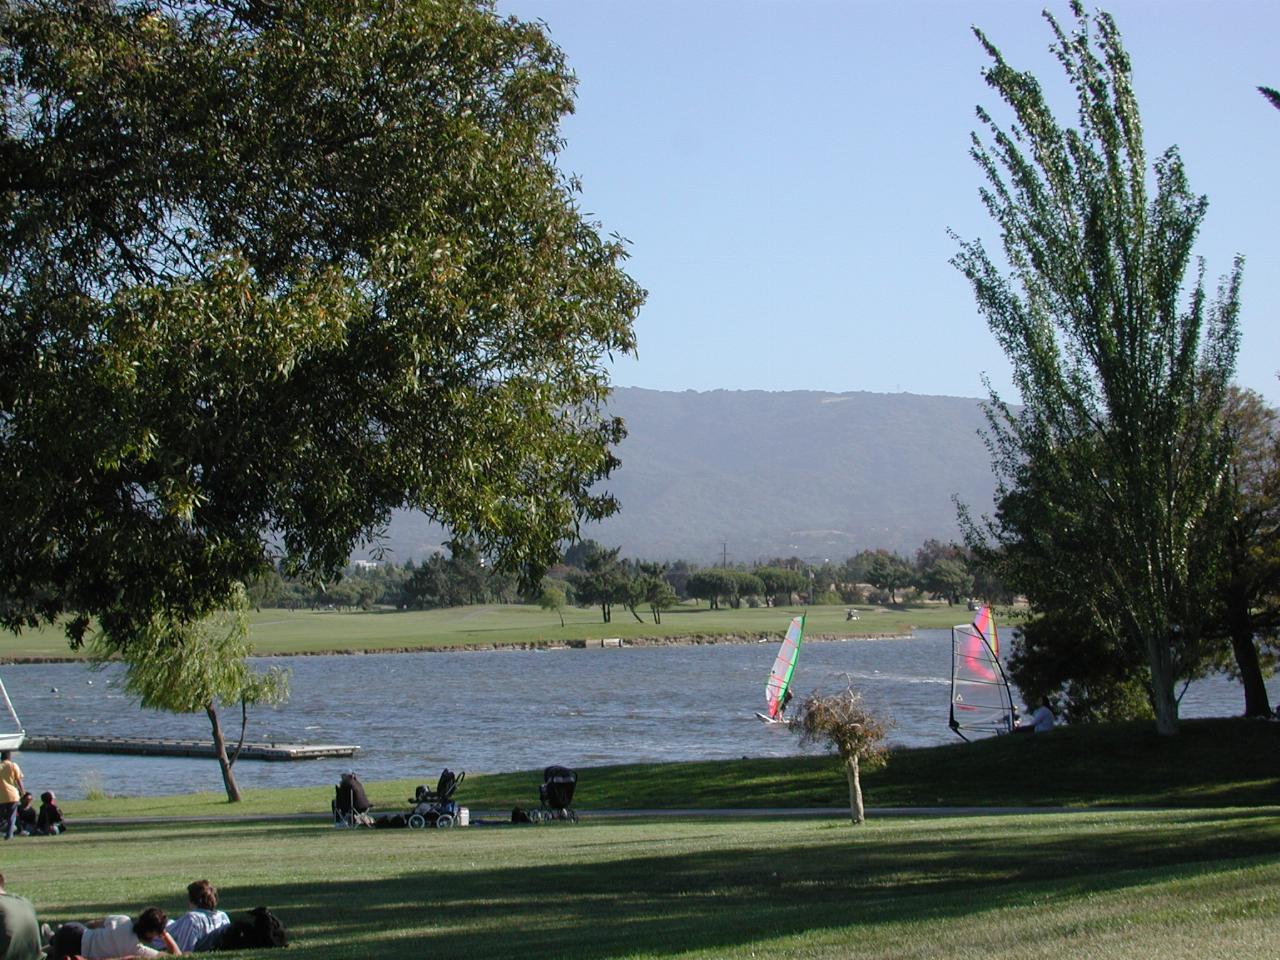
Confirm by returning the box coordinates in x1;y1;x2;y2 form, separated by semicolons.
764;614;805;720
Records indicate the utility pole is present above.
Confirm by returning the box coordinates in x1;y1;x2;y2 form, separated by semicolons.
722;541;727;567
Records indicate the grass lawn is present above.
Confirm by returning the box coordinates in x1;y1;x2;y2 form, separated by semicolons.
51;716;1280;822
1;601;992;659
9;718;1277;958
5;809;1278;959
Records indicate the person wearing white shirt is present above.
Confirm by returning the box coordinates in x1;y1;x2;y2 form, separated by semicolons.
1019;697;1057;733
47;907;179;959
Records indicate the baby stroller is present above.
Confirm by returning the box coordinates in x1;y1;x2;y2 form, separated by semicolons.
407;768;465;828
333;771;375;828
534;765;578;823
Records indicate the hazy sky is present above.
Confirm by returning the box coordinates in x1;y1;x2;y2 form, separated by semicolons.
494;0;1280;406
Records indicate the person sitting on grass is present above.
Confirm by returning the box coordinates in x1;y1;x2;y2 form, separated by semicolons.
36;791;65;836
14;792;36;836
46;907;180;959
0;871;43;960
165;880;229;953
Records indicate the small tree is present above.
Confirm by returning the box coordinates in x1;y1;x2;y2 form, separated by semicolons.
646;578;679;624
790;685;891;825
90;585;288;802
538;585;567;628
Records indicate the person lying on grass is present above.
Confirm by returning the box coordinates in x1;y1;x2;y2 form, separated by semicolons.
46;907;180;959
164;880;229;953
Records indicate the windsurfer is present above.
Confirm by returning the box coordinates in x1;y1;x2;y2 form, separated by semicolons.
1018;697;1056;733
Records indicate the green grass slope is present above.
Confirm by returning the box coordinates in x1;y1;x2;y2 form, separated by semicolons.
58;717;1279;822
6;809;1279;959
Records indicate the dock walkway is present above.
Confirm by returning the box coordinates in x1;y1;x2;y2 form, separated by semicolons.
21;735;359;762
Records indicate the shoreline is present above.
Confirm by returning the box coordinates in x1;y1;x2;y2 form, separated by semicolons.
0;630;914;664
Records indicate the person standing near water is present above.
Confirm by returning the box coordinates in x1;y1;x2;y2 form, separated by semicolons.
0;752;23;841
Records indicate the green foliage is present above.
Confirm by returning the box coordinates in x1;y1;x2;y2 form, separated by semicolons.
1209;388;1280;717
88;584;288;800
865;552;912;604
91;585;286;715
536;584;566;627
1007;609;1153;723
1260;86;1280;111
917;556;973;606
566;543;627;622
752;566;806;602
954;4;1241;734
685;569;742;610
0;0;642;653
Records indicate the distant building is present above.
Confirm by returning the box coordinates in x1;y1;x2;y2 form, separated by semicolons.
352;560;379;572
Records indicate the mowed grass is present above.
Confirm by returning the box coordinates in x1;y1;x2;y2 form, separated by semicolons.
55;717;1280;820
13;719;1279;959
5;809;1279;960
3;601;984;659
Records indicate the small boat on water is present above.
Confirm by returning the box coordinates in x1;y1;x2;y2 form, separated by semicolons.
0;670;25;750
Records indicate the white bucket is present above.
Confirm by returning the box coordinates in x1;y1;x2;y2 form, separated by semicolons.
458;807;470;827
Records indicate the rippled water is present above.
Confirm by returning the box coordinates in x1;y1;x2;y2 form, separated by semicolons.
5;629;1273;799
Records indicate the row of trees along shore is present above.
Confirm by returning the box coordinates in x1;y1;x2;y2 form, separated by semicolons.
247;538;996;618
2;0;1277;809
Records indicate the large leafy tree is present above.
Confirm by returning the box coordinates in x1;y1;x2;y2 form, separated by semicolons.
954;3;1241;735
0;0;642;651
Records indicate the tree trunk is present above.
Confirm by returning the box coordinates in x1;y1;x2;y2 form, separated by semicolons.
1146;634;1179;736
1229;630;1273;718
629;606;644;624
1227;582;1273;717
557;610;564;627
844;755;864;825
206;702;242;803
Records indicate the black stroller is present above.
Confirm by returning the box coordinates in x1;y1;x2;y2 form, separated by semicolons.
407;768;465;829
533;765;578;823
333;771;375;828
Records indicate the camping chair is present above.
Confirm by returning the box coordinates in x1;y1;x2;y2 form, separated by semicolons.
332;772;374;828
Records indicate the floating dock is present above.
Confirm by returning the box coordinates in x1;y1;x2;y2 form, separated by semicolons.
20;736;359;762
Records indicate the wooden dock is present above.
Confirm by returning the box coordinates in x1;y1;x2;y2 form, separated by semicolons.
20;735;359;762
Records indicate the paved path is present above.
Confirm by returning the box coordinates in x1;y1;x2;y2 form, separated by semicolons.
71;805;1094;826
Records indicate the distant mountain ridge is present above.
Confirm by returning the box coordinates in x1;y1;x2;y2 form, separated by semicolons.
364;387;1001;565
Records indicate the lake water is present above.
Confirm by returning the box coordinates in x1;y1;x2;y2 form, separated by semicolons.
5;629;1274;800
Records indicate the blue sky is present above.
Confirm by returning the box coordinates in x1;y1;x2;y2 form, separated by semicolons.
495;0;1280;406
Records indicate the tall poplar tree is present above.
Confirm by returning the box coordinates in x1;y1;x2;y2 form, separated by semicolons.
954;3;1242;735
